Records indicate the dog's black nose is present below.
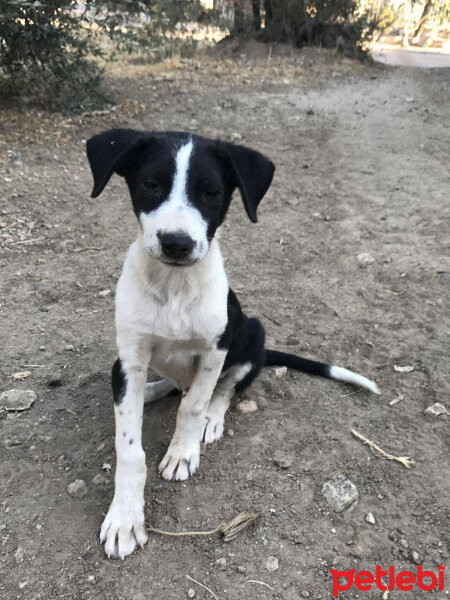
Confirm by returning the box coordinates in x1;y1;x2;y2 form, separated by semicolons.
159;232;195;261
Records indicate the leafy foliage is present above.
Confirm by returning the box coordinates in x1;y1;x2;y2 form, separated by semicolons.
0;0;192;111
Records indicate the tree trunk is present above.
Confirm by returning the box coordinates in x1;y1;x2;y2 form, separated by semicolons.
252;0;261;31
234;0;246;34
264;0;272;27
412;0;433;43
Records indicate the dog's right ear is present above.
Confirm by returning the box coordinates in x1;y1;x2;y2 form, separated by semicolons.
86;128;153;198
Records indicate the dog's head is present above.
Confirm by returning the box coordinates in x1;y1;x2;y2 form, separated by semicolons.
86;129;275;266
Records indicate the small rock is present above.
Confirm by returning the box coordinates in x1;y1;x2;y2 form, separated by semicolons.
65;344;74;351
273;454;292;469
301;592;310;598
102;462;112;472
92;474;105;485
0;389;36;412
411;550;421;564
11;152;23;165
14;546;24;564
231;132;242;141
306;108;315;115
275;366;288;378
98;289;111;298
321;474;358;513
97;442;106;451
365;512;376;525
187;589;196;599
41;305;50;312
12;370;31;381
47;372;63;387
227;429;234;437
237;565;246;574
265;556;279;572
67;479;88;498
216;557;227;570
394;364;414;373
399;538;408;548
357;252;375;266
424;402;447;417
236;400;258;414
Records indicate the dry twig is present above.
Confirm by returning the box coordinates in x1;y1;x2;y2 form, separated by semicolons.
147;511;259;541
247;580;275;591
351;429;415;469
186;575;219;600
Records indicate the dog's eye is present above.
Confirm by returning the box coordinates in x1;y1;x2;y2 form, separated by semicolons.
203;188;221;200
142;180;160;192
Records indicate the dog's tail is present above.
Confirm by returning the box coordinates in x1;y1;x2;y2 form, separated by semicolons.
264;349;380;394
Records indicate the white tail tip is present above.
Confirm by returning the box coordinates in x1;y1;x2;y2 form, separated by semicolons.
329;365;380;395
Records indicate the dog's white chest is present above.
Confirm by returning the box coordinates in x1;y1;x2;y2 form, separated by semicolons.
115;238;229;348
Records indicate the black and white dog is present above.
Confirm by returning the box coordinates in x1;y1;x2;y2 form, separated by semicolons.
86;129;380;559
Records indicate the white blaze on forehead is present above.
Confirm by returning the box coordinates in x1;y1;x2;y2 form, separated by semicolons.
169;140;193;205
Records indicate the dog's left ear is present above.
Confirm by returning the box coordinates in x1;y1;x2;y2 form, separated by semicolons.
86;128;154;198
219;142;275;223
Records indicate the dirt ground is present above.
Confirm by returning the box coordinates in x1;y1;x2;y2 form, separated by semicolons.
0;47;449;600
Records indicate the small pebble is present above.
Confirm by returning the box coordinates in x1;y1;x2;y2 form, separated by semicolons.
92;474;105;485
98;289;111;298
424;402;447;417
265;556;279;572
14;546;24;564
40;305;50;312
321;474;358;512
187;589;195;599
216;557;227;570
273;454;292;469
47;372;63;387
399;538;408;548
0;389;36;412
237;565;246;574
236;400;258;414
357;252;375;266
227;429;234;437
97;442;106;451
301;592;310;598
275;366;287;378
365;512;376;525
411;550;421;564
67;479;88;498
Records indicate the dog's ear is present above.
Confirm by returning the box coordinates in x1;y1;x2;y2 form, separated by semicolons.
219;142;275;223
86;128;153;198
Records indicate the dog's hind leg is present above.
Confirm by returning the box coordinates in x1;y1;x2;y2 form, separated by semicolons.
145;379;179;405
201;362;253;444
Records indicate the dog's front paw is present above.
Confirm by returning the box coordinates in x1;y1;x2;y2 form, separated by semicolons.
100;497;148;559
202;412;225;444
159;439;200;481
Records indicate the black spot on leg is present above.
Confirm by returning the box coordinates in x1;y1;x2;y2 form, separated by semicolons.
112;358;126;405
129;439;133;445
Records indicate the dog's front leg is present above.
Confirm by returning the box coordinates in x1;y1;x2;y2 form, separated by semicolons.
100;336;150;559
159;349;226;481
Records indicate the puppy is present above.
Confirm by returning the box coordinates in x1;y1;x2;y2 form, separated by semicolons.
86;129;379;559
